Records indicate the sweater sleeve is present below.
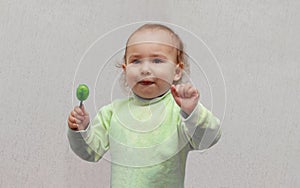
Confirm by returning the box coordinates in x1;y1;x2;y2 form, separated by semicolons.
180;103;221;150
67;104;112;162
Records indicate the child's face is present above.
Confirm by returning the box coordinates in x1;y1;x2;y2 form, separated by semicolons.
123;29;182;99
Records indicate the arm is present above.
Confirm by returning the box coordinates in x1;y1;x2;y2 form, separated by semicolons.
171;84;221;150
180;103;221;150
67;105;112;162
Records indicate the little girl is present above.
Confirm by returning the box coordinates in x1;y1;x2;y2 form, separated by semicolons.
67;23;221;188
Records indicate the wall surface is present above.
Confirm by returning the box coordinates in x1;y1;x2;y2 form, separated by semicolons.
0;0;299;188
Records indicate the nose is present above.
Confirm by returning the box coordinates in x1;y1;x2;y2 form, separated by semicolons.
140;60;151;75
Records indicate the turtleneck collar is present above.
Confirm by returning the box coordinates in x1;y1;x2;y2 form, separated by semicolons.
131;90;171;106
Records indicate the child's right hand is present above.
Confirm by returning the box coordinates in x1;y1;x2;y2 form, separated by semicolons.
67;105;90;131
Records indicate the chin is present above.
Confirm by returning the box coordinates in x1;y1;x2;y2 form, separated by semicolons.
132;86;168;99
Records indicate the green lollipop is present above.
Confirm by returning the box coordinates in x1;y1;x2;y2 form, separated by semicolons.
76;84;89;108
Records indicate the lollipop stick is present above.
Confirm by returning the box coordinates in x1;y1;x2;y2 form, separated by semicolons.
79;101;83;108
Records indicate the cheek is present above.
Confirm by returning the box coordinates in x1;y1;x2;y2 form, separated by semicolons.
124;69;137;87
155;68;176;83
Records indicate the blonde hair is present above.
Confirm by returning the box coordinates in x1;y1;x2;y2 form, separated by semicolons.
119;23;190;90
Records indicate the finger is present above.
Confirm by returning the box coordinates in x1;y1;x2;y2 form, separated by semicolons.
71;111;77;118
70;110;75;117
74;106;84;116
183;84;193;98
72;110;85;121
75;117;83;124
69;115;82;125
186;85;198;98
68;119;78;130
190;87;199;98
70;111;84;123
68;115;75;123
78;105;89;116
175;84;183;97
171;85;182;106
171;85;179;97
180;84;188;98
81;104;89;114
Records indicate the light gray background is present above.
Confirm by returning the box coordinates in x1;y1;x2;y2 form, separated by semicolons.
0;1;299;188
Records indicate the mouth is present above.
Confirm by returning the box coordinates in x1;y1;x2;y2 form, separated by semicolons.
137;79;155;86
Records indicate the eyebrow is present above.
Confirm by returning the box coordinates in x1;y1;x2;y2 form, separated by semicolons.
127;54;142;60
127;53;168;60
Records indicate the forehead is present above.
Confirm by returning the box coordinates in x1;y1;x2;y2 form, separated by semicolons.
127;29;178;49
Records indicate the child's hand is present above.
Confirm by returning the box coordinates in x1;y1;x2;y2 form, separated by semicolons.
171;83;200;115
67;105;90;131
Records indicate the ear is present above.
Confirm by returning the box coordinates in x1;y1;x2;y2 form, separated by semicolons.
122;63;126;71
173;63;183;82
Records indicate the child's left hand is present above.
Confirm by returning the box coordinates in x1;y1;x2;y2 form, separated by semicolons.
171;83;200;116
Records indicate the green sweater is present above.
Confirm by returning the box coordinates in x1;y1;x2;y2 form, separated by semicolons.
68;90;221;188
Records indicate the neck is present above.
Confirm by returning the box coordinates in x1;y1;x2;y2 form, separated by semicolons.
134;90;169;100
